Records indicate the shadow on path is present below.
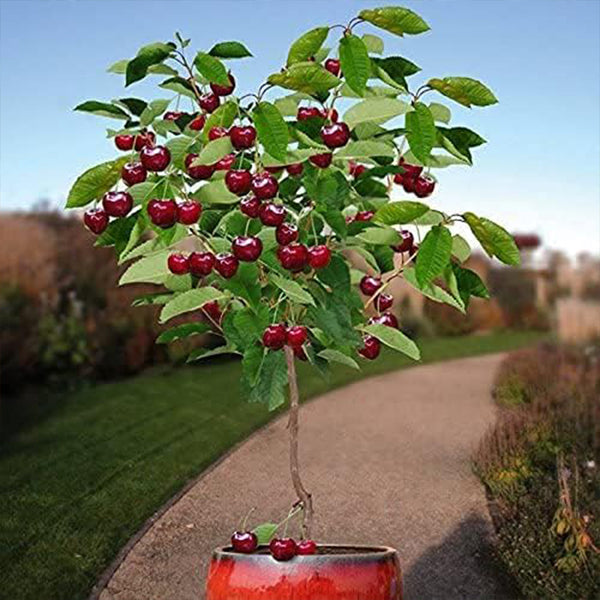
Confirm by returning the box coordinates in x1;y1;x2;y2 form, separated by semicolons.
404;512;521;600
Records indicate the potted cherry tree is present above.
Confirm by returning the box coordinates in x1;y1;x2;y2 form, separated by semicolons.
67;5;519;599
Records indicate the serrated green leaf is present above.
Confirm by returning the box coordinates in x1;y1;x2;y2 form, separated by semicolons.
335;140;395;159
159;287;226;323
194;52;230;86
463;212;520;265
209;41;253;59
140;98;171;126
192;136;233;166
271;274;315;305
361;323;420;360
268;62;340;95
428;77;498;108
405;102;436;163
66;157;129;208
156;322;211;344
371;56;421;90
318;349;359;370
119;250;171;285
249;350;288;410
343;97;409;129
339;34;370;96
252;101;289;161
223;262;262;308
437;126;486;165
109;59;177;77
126;42;175;86
359;7;429;36
374;201;429;225
356;226;400;245
451;234;471;262
165;136;194;170
252;522;279;544
451;263;489;308
159;76;196;99
362;33;384;55
287;26;329;66
74;101;129;120
193;179;239;204
187;345;239;363
415;224;452;286
428;102;451;124
403;266;465;313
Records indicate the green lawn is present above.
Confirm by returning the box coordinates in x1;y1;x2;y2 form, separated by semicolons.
0;331;546;600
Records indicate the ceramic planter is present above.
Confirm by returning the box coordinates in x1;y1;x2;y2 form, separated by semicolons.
206;544;402;600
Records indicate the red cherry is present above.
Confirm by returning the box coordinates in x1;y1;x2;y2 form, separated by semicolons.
231;531;258;554
270;538;297;561
286;325;308;347
230;125;257;150
214;252;239;278
369;312;399;329
308;245;331;269
414;176;436;198
355;210;375;222
102;191;133;217
189;114;206;131
199;93;220;113
293;345;308;361
210;73;236;96
203;300;222;323
115;134;134;151
358;335;381;360
359;275;382;296
275;222;299;245
349;162;366;178
177;200;202;225
164;111;183;121
240;196;262;218
232;236;263;262
140;145;171;172
259;203;286;227
286;163;304;177
251;172;279;200
215;153;236;171
277;244;309;271
121;162;147;186
309;153;332;169
225;170;252;195
167;253;190;275
399;159;423;179
297;106;322;121
324;58;341;76
83;208;108;235
320;122;350;149
392;230;414;253
265;166;284;174
393;172;405;185
185;153;215;180
189;251;215;277
297;540;317;555
208;126;229;141
134;130;155;151
402;176;417;194
374;293;394;312
147;199;178;229
262;324;287;350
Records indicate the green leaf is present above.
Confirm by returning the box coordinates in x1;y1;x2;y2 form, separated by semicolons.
249;350;288;410
343;97;409;129
74;101;129;120
252;102;289;161
116;97;148;116
315;254;351;295
223;262;262;309
374;201;429;225
252;523;279;544
405;102;436;163
359;7;430;36
451;263;489;307
428;77;498;108
66;157;128;208
451;234;471;262
187;345;239;362
428;102;451;124
209;41;253;59
159;287;226;323
413;210;445;226
286;27;329;66
202;100;238;142
159;76;196;99
339;34;370;96
193;179;239;204
140;98;171;127
165;136;194;170
132;292;173;307
156;322;211;344
274;92;311;116
335;140;395;159
356;226;400;245
109;59;177;77
463;212;520;265
362;33;384;55
371;56;421;89
192;136;233;166
318;349;359;370
193;52;230;86
271;274;315;305
437;126;486;165
361;323;420;360
234;306;270;348
119;250;171;285
403;267;465;313
415;224;452;286
268;62;340;95
126;42;175;86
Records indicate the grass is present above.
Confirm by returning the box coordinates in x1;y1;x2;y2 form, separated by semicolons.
0;330;546;600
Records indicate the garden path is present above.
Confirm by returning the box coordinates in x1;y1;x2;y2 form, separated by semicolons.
97;353;516;600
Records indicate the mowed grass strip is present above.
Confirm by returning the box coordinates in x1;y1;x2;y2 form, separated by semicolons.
0;331;546;600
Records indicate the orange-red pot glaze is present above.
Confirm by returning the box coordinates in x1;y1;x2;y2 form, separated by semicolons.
206;545;402;600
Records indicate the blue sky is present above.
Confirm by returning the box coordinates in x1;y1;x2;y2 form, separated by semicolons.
1;0;599;255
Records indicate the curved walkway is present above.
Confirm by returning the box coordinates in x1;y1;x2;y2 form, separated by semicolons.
98;353;515;600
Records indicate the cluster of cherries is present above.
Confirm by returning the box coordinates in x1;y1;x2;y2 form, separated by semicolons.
231;530;317;561
262;324;308;360
393;160;435;198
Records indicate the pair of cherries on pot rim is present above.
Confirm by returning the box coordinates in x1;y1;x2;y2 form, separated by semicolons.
231;531;317;560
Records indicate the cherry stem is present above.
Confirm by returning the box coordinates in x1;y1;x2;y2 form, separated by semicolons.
284;345;313;539
241;506;256;531
173;50;204;108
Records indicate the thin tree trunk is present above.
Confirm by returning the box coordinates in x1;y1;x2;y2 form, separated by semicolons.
284;345;313;538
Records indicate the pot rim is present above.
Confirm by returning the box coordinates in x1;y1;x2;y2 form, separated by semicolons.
212;544;398;563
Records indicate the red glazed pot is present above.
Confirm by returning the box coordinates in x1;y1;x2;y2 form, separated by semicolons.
206;544;402;600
